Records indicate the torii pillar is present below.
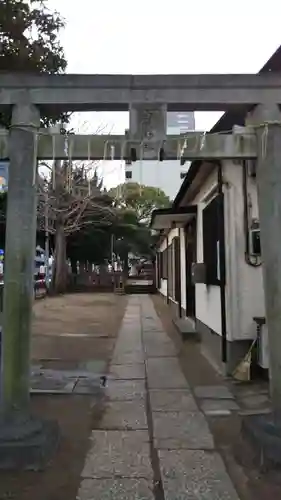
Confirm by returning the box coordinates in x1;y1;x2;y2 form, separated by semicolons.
243;102;281;466
0;103;59;470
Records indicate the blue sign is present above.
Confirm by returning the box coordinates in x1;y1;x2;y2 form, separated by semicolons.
0;162;9;192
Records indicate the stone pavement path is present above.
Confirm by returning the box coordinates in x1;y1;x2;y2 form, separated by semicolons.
76;295;240;500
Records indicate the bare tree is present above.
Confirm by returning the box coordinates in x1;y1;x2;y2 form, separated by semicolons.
37;159;116;293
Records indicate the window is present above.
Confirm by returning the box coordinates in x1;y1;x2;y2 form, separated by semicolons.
202;196;222;286
125;171;132;179
180;172;186;179
160;248;168;279
167;244;174;299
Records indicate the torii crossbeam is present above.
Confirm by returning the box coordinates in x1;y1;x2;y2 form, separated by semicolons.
1;72;281;111
0;130;257;161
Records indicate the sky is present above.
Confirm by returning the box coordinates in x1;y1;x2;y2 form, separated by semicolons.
47;0;281;187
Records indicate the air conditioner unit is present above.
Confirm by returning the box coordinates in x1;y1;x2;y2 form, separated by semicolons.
191;263;206;284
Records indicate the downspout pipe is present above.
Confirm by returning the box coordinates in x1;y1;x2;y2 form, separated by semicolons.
217;162;227;364
242;160;261;267
178;227;182;318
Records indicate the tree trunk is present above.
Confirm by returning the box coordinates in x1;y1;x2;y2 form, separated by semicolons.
52;224;68;294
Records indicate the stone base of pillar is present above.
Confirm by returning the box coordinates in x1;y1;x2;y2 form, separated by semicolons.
0;414;59;470
242;413;281;470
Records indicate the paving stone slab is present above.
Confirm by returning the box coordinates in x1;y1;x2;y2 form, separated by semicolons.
146;358;187;389
30;387;76;395
144;342;178;357
78;360;107;373
142;330;168;338
113;345;143;356
200;399;239;414
73;379;101;395
194;385;234;400
159;449;239;500
153;411;214;449
30;373;78;392
32;368;101;380
112;352;145;365
99;401;148;430
105;380;146;401
115;338;142;347
149;390;198;412
142;335;171;345
119;320;141;324
238;408;272;416
117;330;142;337
238;394;270;409
233;386;269;398
109;364;145;380
121;324;141;329
143;336;178;357
121;320;141;325
142;323;164;331
142;327;166;334
30;379;76;392
143;331;165;337
81;430;152;479
117;330;142;338
204;409;232;416
77;478;154;500
116;340;142;348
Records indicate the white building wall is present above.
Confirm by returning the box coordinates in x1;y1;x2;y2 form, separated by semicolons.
191;162;265;342
160;278;168;297
159;238;168;297
156;159;265;346
168;228;179;245
158;228;183;301
223;161;265;340
192;170;222;335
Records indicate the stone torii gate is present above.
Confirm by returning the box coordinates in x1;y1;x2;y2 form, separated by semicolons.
0;73;281;468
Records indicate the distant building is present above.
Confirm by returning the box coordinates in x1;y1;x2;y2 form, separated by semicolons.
125;112;195;200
